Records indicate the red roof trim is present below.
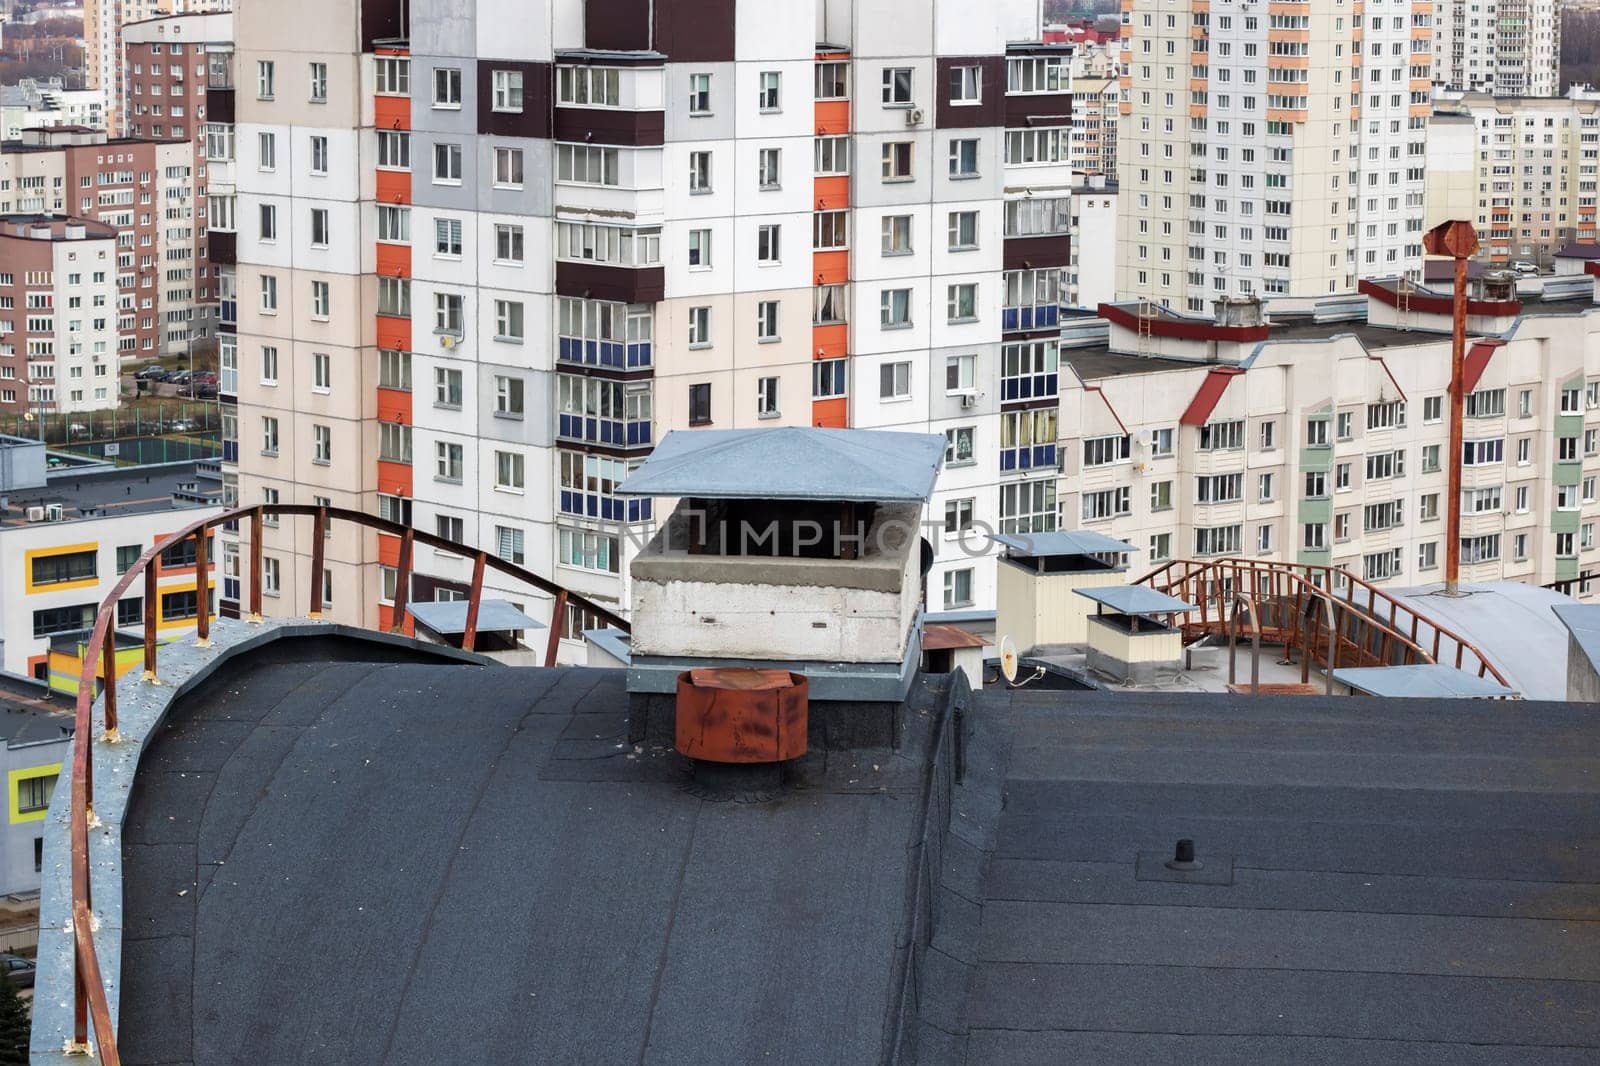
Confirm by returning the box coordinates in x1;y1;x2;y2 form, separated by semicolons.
1179;366;1245;427
1098;302;1271;343
1085;384;1129;436
1359;278;1521;318
1370;355;1407;404
1585;261;1600;278
1461;339;1507;395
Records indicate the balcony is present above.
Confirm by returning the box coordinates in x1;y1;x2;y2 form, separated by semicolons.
559;490;653;523
1000;441;1057;472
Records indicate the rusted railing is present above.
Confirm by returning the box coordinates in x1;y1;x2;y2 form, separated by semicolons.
1138;557;1510;688
64;504;631;1062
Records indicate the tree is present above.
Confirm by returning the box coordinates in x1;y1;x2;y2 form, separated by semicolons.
0;972;27;1066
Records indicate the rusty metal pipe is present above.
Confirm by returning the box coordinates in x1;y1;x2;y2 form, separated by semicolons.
1423;220;1480;595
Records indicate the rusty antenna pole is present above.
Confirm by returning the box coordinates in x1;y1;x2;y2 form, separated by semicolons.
1422;220;1479;596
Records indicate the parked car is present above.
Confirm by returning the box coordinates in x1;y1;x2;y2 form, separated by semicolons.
189;383;219;399
1;953;35;989
168;418;197;433
1511;260;1539;275
191;371;219;385
134;366;168;382
169;370;192;386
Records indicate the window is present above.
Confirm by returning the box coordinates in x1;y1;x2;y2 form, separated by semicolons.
494;375;524;418
16;773;56;814
813;359;847;399
882;215;912;254
1258;473;1275;502
881;142;913;180
1004;129;1066;165
1560;437;1581;463
687;228;712;268
689;383;712;425
1562;387;1583;414
1199;473;1245;503
1365;450;1405;480
757;224;781;263
945;426;975;465
378;205;410;243
495;526;525;566
32;604;97;638
559;529;620;574
1149;427;1174;457
434;293;464;334
379;422;412;463
1367;400;1406;430
1007;56;1065;94
816;62;847;100
1199;420;1245;451
434;142;463;184
948;211;977;250
257;60;275;98
880;288;911;328
882;67;913;105
944;498;975;536
260;345;278;384
116;544;141;575
1364;499;1406;530
376;57;410;96
1423;395;1443;423
1083;435;1131;467
689;73;711;114
880;361;912;399
494;300;525;341
308;61;327;102
494;450;525;492
814;211;848;250
1151;480;1173;511
435;441;464;481
1518;438;1531;465
949;65;980;103
1257;525;1274;555
433;67;462;108
815;136;849;174
435;217;463;257
948;138;979;178
493;147;524;188
1334;513;1352;542
1461;534;1502;565
946;284;976;322
492;69;525;112
495;224;525;264
757;376;780;417
689;151;712;192
1194;525;1242;556
262;557;281;597
1082;487;1132;521
756;300;779;341
311;280;330;319
1303;523;1327;550
311;136;329;175
436;514;465;546
1363;548;1404;583
1466;389;1505;418
433;367;463;408
313;351;331;392
1335;412;1353;440
258;202;277;241
1150;533;1173;562
999;479;1057;534
377;130;409;169
1462;438;1504;466
378;277;409;317
30;549;97;588
1305;418;1328;447
688;306;711;347
946;354;975;392
313;424;332;464
117;598;143;628
759;71;781;111
1259;421;1276;450
758;147;781;188
261;416;279;455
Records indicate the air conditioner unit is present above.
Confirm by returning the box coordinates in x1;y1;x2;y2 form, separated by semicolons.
959;391;978;409
26;506;45;522
906;107;925;126
440;334;456;349
45;503;63;521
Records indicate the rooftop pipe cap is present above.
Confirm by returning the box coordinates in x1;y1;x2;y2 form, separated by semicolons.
1165;838;1202;871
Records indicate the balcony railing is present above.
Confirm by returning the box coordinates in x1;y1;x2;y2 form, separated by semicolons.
57;503;631;1065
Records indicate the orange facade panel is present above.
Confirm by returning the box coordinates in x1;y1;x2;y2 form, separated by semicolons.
1268;109;1308;123
814;100;850;136
378;532;401;568
376;386;411;424
376;605;415;637
374;94;411;131
375;168;411;206
376;314;410;352
376;460;412;499
814;175;849;211
813;249;848;284
813;323;848;359
376;241;411;279
811;398;848;429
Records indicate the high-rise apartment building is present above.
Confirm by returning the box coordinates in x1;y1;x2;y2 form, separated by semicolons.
0;127;200;359
1068;74;1120;176
234;0;1073;647
1432;0;1561;97
1426;89;1600;268
1115;0;1429;309
87;0;233;135
0;215;121;414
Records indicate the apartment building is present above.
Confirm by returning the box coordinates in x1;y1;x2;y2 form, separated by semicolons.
1059;278;1600;595
85;0;233;134
1426;90;1600;269
234;0;1072;646
0;126;200;359
123;11;236;349
1432;0;1560;97
1069;177;1118;309
1115;0;1429;309
2;684;73;899
1068;74;1120;175
0;79;107;140
0;214;120;415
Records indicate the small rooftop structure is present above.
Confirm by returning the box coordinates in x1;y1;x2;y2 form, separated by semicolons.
408;599;542;641
616;426;944;503
1333;664;1519;699
990;529;1137;569
1076;585;1197;683
994;530;1139;651
1074;584;1197;617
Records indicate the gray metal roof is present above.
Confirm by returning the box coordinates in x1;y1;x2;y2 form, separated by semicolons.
615;427;944;502
991;530;1139;557
1075;585;1196;616
407;599;544;635
1553;603;1600;681
1387;581;1570;700
1333;664;1520;699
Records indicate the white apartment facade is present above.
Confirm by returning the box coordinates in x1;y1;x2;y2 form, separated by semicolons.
1431;0;1560;98
1115;0;1429;309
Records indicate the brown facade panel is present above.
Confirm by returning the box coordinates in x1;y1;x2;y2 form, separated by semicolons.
934;56;1006;129
205;88;235;126
553;107;664;147
360;0;408;52
1004;92;1073;129
654;0;735;62
585;0;653;52
477;61;553;139
208;231;236;267
556;262;666;305
1003;234;1071;271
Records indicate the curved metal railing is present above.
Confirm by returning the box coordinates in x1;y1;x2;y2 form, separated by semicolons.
63;503;631;1063
1137;556;1511;688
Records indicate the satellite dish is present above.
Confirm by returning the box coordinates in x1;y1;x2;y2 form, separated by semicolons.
999;636;1019;685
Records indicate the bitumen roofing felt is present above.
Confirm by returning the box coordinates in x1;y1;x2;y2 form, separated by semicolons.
114;642;1600;1065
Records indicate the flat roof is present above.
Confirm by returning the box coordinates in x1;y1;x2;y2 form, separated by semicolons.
617;427;944;503
0;460;221;528
407;599;543;635
1333;664;1520;698
1062;348;1206;381
991;530;1139;557
1076;584;1197;616
109;645;1600;1063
